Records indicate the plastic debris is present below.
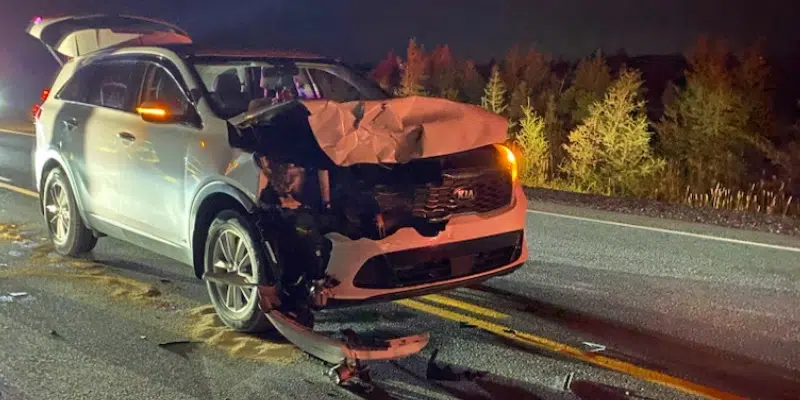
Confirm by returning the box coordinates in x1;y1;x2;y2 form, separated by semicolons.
9;292;28;298
139;335;147;340
0;295;12;303
8;250;23;257
581;342;607;353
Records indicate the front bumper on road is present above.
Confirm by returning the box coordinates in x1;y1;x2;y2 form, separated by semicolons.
322;185;529;306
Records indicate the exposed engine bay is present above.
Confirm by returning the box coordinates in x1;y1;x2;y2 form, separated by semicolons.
226;97;516;317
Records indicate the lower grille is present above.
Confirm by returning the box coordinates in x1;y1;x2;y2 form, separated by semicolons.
412;168;512;222
352;230;524;289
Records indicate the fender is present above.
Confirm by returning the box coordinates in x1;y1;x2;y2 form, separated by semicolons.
36;150;92;227
187;179;257;254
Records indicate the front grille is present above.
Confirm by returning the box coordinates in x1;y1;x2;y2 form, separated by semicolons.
411;168;512;222
353;230;524;289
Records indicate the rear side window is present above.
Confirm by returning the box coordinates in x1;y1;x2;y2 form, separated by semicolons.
85;61;146;112
57;65;98;103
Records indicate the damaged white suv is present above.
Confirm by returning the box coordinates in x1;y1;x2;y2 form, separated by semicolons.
28;15;528;336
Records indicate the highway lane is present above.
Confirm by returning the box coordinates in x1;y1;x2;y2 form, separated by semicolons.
1;128;799;399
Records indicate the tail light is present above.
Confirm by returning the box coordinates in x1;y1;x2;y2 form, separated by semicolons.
31;87;50;120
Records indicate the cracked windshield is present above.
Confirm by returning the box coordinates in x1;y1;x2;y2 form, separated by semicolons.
0;2;798;400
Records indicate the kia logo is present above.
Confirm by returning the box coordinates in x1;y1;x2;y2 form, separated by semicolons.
452;187;476;201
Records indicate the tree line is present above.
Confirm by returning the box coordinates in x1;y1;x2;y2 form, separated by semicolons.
369;37;800;218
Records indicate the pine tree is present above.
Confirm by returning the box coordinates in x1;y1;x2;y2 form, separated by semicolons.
460;60;485;105
655;36;754;189
562;68;664;196
515;99;550;187
396;38;428;97
481;65;508;115
507;80;530;135
559;54;612;128
428;44;460;100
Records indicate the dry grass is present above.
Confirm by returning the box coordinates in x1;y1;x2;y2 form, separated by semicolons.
683;180;797;217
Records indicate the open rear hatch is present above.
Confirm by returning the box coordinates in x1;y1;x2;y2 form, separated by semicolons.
25;14;192;65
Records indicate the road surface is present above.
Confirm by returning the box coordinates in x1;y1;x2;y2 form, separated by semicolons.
0;128;799;400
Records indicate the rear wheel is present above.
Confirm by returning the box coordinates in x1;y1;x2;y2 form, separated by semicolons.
204;210;272;333
41;167;97;256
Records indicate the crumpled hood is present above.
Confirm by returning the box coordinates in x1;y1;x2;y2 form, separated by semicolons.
230;96;509;167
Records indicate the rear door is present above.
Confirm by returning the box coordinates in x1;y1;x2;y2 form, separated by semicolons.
59;58;147;224
25;15;191;65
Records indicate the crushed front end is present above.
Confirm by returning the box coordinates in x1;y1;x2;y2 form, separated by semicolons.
213;97;528;382
225;97;528;314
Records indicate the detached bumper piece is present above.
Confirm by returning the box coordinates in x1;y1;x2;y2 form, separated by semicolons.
264;308;429;385
203;271;430;385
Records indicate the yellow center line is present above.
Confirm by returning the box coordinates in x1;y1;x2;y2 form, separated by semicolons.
419;294;509;319
0;178;744;400
396;298;744;400
0;181;38;198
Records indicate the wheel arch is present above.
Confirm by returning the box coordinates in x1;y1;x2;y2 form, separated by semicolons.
188;182;256;278
38;155;91;227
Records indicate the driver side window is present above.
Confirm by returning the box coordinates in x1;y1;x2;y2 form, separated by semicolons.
141;65;189;113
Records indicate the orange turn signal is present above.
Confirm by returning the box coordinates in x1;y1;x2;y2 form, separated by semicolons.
136;106;168;118
495;144;518;182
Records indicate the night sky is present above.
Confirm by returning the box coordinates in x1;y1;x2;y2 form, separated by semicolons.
0;0;797;109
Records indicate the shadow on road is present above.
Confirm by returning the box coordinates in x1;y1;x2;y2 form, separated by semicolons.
342;348;571;400
469;283;800;400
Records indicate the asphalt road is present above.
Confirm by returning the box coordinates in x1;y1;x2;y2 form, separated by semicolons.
1;128;799;400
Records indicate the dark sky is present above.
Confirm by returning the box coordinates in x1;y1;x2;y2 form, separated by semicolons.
0;0;797;109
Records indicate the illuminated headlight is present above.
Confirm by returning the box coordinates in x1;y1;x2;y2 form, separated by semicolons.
494;144;518;183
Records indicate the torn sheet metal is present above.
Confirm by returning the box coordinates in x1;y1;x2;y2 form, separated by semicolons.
229;96;509;167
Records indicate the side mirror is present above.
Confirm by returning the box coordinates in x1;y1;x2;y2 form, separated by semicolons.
136;101;185;123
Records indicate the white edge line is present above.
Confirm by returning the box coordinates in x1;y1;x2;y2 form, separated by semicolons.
527;209;800;253
0;128;35;136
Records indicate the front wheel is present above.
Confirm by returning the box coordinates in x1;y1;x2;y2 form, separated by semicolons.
204;210;272;333
41;167;97;256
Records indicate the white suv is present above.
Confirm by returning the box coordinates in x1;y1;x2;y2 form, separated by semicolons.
27;15;528;333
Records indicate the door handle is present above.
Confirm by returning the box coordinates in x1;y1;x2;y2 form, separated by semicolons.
117;132;136;142
62;118;78;131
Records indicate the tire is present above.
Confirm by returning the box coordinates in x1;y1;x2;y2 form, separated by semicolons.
204;209;273;333
41;167;97;256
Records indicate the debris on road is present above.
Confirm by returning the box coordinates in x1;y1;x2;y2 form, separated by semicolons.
158;340;202;358
0;292;34;303
139;335;147;340
0;223;23;241
7;250;23;257
582;341;607;353
425;349;488;382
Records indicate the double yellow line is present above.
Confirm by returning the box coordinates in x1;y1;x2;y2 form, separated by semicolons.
400;295;742;400
0;182;741;400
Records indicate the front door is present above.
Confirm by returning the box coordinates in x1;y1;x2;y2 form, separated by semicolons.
117;61;199;246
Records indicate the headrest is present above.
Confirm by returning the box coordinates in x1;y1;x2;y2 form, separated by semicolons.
213;70;241;94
